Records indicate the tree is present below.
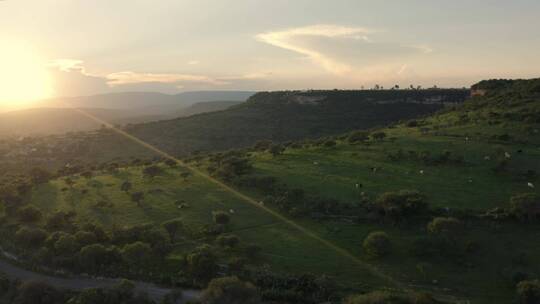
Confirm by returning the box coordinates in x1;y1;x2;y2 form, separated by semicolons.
74;231;97;247
30;167;52;185
64;178;75;188
130;192;144;207
17;205;42;223
120;181;132;193
213;211;230;225
427;217;463;241
323;140;337;148
180;171;191;181
200;276;261;304
186;245;218;283
510;193;540;222
216;234;240;248
348;131;369;143
80;171;93;179
122;241;152;266
517;280;540;304
370;132;387;141
268;144;285;157
363;231;391;258
16;227;48;249
375;190;427;222
142;165;163;178
165;159;177;168
78;244;108;272
162;219;183;241
253;140;273;151
14;281;64;304
54;234;80;255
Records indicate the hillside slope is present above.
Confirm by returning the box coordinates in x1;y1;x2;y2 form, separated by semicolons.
0;108;169;137
122;89;468;156
175;100;244;117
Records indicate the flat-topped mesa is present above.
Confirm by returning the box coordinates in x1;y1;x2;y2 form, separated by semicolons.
246;89;470;107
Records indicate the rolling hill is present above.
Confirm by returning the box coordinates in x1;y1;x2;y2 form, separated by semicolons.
175;101;244;117
8;79;539;303
1;79;539;303
37;91;254;115
119;89;469;156
0;91;254;137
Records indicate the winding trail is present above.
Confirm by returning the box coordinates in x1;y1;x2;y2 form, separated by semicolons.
0;258;200;303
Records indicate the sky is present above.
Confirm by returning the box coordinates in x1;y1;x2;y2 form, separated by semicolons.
1;0;540;104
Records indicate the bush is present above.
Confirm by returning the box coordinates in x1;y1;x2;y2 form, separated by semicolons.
348;131;369;143
16;227;48;249
427;217;463;240
14;281;65;304
17;205;42;223
54;234;80;255
78;244;108;272
122;241;152;266
370;132;387;141
213;211;230;225
186;245;218;283
517;280;540;304
216;235;240;248
363;231;391;258
376;190;427;222
75;231;97;247
323;140;337;148
268;144;285;157
510;193;540;221
200;276;261;304
344;291;437;304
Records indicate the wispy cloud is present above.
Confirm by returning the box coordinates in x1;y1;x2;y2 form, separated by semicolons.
106;71;227;87
48;59;86;72
256;25;373;75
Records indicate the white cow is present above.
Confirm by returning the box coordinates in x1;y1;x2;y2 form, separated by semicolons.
528;182;535;189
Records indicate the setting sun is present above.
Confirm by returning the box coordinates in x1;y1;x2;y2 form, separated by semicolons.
0;43;52;108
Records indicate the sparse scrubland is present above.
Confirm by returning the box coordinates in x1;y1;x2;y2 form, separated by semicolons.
1;80;540;303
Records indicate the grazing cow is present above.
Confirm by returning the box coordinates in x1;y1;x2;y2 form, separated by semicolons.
528;182;535;189
505;152;511;159
419;170;424;175
484;156;491;161
229;209;235;214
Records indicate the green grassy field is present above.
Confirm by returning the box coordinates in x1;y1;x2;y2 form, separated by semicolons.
19;80;540;303
27;166;389;290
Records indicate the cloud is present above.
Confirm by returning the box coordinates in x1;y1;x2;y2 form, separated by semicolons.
48;59;86;72
46;59;234;96
106;71;227;87
187;60;200;65
256;24;435;83
256;25;373;75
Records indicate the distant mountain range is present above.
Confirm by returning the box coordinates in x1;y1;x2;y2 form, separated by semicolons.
0;91;253;137
37;91;254;114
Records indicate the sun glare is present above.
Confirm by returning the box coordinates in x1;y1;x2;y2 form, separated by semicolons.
0;43;52;109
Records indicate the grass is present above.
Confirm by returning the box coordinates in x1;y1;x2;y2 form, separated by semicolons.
251;128;540;211
27;165;389;290
21;83;540;302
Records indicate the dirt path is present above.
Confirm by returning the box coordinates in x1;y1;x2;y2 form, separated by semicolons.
0;258;200;303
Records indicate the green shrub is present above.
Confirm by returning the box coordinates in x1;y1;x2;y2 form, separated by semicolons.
363;231;391;258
